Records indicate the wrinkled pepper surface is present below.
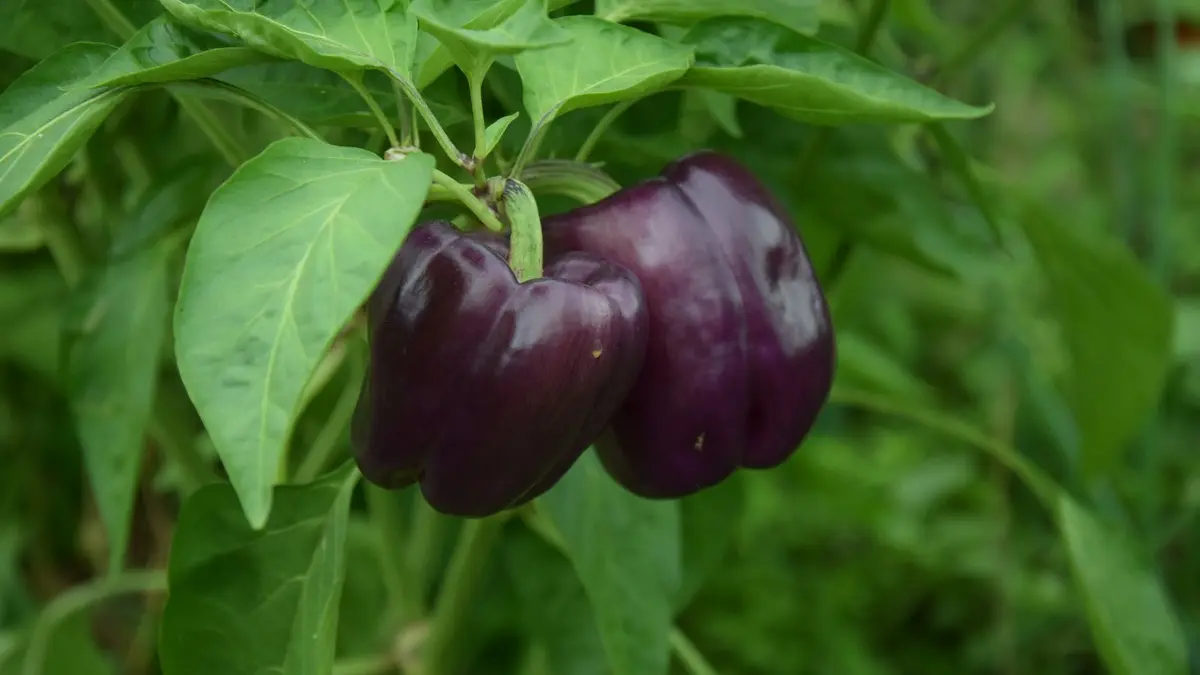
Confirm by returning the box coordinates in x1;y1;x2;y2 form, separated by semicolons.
543;151;836;498
352;221;648;517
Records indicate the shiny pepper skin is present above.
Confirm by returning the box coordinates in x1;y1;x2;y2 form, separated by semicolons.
351;221;648;517
542;151;836;499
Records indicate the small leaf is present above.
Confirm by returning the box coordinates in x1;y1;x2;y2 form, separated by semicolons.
515;16;693;126
0;43;133;217
598;0;821;36
413;0;570;77
502;525;608;675
1057;495;1189;675
1017;206;1174;474
680;18;993;124
483;112;519;158
219;62;471;128
93;15;274;87
159;463;360;675
675;473;744;613
173;138;434;528
538;452;681;675
160;0;420;81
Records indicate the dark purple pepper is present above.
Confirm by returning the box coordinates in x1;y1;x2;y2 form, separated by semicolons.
352;221;648;517
542;151;835;499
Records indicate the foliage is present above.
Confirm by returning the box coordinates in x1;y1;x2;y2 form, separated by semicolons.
1;1;1198;674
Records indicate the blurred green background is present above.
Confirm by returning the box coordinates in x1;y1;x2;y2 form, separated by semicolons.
3;1;1200;674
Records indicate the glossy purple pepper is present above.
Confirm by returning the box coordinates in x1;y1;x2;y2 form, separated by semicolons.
352;221;648;517
542;151;835;498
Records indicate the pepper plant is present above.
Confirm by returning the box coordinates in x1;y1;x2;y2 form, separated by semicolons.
0;1;1192;675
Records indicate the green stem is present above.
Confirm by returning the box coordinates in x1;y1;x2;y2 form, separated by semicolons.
510;111;554;180
501;179;544;281
575;97;638;162
1097;0;1137;241
431;169;505;232
367;485;410;620
422;515;507;675
392;79;413;146
344;72;400;148
1150;0;1177;281
521;160;622;204
405;496;442;619
829;386;1057;506
389;71;469;168
294;357;363;484
671;629;719;675
468;70;489;186
169;80;324;141
82;0;136;40
22;570;166;675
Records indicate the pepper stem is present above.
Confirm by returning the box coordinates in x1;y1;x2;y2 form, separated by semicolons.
420;515;508;675
500;178;544;282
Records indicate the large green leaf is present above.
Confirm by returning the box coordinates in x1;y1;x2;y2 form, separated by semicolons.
159;463;359;675
93;14;273;87
1057;495;1189;675
538;452;681;675
412;0;569;78
159;0;420;80
0;43;132;217
514;16;693;126
680;18;993;124
173;138;433;528
1017;207;1174;474
597;0;821;35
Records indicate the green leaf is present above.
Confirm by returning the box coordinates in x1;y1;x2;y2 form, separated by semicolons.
64;239;176;574
159;463;359;675
598;0;821;36
1017;207;1174;474
675;473;744;613
502;525;608;675
483;112;519;158
173;138;434;528
1057;494;1189;675
219;62;471;128
0;0;160;60
538;452;681;675
0;43;133;217
680;18;994;124
160;0;420;81
93;15;274;87
413;0;570;77
514;16;693;126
